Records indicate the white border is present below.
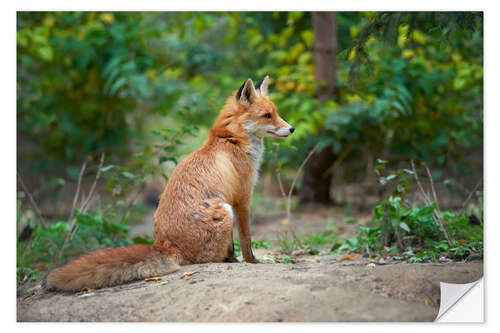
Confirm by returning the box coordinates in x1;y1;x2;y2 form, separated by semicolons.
4;1;498;332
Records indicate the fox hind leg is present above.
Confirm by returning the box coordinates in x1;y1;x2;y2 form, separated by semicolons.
195;197;236;263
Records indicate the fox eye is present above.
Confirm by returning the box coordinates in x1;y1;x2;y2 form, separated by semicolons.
263;113;272;119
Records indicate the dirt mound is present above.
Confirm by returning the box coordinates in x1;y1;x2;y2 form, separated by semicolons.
17;252;482;322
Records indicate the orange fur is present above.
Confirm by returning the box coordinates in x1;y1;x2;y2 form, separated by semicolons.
45;77;293;291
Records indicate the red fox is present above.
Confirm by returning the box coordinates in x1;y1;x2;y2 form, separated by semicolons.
46;76;294;291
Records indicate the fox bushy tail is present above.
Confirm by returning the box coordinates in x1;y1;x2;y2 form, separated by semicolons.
45;244;180;291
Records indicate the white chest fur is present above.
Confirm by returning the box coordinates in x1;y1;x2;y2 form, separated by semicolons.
246;134;264;188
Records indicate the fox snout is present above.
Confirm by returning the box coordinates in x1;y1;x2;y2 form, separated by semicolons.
267;126;294;138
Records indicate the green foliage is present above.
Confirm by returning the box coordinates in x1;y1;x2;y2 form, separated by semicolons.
274;231;301;252
233;239;241;258
332;225;381;253
102;123;199;203
327;31;482;173
132;235;155;245
300;221;338;247
332;160;483;262
18;13;176;166
17;11;482;183
252;240;273;249
17;209;133;283
281;256;297;264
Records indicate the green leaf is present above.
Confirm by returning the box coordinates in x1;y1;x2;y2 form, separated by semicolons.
386;174;397;181
109;77;128;95
159;156;175;164
282;256;296;264
300;30;314;46
399;222;411;233
121;171;135;179
132;236;154;245
101;165;115;172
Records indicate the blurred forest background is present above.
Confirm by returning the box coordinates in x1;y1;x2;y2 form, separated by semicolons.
17;12;483;285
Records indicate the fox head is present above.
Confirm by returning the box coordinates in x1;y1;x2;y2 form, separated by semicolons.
214;76;294;139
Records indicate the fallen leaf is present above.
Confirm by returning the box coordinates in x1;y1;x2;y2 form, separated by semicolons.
25;284;42;298
341;253;360;261
23;292;34;300
183;272;195;277
261;254;276;263
281;218;289;225
33;263;46;272
145;276;163;282
291;249;308;256
424;298;431;306
377;258;387;265
20;275;29;284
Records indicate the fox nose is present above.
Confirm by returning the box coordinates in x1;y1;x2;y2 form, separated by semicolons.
289;127;295;133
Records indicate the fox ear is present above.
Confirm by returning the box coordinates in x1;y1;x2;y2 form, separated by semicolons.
236;78;257;106
255;75;269;96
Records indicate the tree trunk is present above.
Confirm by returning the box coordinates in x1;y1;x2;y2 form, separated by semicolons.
312;12;337;99
299;12;338;206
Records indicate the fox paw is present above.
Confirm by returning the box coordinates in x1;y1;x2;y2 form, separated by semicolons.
224;257;239;263
244;255;259;264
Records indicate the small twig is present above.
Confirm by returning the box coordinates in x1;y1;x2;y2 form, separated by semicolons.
325;143;351;176
17;172;48;228
286;143;320;221
412;160;454;246
381;202;391;247
274;146;300;246
80;153;105;213
395;230;403;251
273;143;319;248
410;160;432;206
58;155;100;261
422;161;441;217
276;167;287;198
120;183;147;222
274;145;287;199
286;144;320;246
459;177;483;216
68;157;90;222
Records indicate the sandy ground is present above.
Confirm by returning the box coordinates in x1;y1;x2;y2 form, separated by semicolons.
17;201;483;322
18;253;482;322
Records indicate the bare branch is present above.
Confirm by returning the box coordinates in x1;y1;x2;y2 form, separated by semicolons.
274;145;287;199
410;160;432;206
120;183;147;223
80;153;106;213
286;144;320;221
68;157;90;222
325;143;351;176
459;177;483;216
273;143;320;249
58;155;97;261
412;160;455;246
422;161;441;217
17;172;48;228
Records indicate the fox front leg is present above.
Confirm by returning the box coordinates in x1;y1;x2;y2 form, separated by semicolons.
224;233;239;263
234;204;257;263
